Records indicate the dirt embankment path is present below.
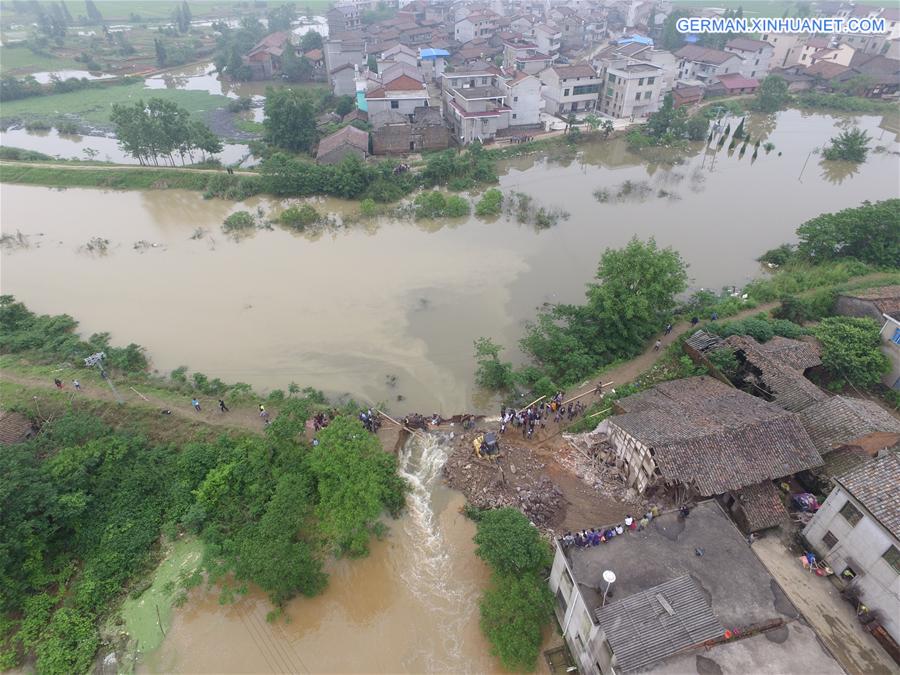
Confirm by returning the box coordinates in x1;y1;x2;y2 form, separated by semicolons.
0;160;258;176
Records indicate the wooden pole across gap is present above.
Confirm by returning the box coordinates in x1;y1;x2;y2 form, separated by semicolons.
376;409;426;438
130;386;149;402
562;382;614;406
515;395;546;414
587;407;612;419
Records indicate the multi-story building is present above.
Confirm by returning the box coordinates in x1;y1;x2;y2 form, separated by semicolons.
724;37;774;79
598;61;665;119
366;73;430;128
500;69;543;127
324;37;367;95
502;37;554;74
441;65;511;144
454;9;500;43
539;62;601;115
326;5;361;35
803;452;900;646
532;23;561;59
549;6;587;53
674;44;742;83
550;500;843;675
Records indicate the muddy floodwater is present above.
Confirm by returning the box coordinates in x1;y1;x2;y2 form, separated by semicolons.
140;435;501;674
3;110;897;412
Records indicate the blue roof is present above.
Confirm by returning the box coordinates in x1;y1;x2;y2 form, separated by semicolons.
616;34;653;46
419;47;450;59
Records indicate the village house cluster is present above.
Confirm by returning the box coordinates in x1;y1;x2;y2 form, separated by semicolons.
239;0;900;159
553;286;900;674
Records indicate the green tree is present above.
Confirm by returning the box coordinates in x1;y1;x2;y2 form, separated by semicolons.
645;93;686;141
300;30;323;51
282;46;313;82
480;573;553;671
685;114;709;141
795;199;900;266
753;75;790;112
267;3;296;32
263;87;318;152
473;508;551;575
660;9;690;50
235;472;326;605
308;416;407;556
815;316;890;388
84;0;102;23
473;337;515;390
279;204;320;229
521;238;688;383
414;191;448;218
823;127;871;162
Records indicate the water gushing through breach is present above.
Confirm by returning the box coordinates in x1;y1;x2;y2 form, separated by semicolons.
396;432;480;672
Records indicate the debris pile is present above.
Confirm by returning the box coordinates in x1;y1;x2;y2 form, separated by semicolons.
442;430;565;528
561;431;643;505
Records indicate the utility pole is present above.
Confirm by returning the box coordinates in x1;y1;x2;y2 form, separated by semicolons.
84;351;124;404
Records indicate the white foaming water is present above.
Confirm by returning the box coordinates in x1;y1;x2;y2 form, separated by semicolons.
396;432;479;672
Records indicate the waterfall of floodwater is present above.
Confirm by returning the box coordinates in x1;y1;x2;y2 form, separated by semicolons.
395;432;480;673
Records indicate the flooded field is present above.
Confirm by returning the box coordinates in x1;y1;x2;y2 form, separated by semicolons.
2;110;896;412
140;435;500;674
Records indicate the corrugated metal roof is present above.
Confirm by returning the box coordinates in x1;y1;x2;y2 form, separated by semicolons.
595;575;724;672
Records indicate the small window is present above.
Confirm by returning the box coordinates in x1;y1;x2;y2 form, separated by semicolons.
564;88;570;96
883;545;900;574
822;531;839;550
513;96;518;101
390;100;399;109
512;113;517;118
647;77;655;84
638;78;644;85
634;92;640;100
840;501;863;526
644;91;651;99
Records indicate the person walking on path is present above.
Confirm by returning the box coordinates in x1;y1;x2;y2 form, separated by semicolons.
690;316;699;327
259;404;268;419
54;378;63;389
72;379;81;391
654;340;662;351
191;398;201;412
664;323;673;335
218;399;229;413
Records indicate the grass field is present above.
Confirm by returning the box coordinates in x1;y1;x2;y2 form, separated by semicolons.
0;81;231;127
0;163;215;190
0;0;333;22
0;45;83;75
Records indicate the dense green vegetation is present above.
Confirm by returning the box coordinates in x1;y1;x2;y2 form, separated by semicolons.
0;298;409;672
751;75;790;113
794;91;898;113
470;508;552;671
475;188;503;217
758;200;900;268
0;163;215;191
814;317;891;389
626;93;709;148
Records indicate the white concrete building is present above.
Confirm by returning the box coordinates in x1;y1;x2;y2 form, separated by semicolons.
366;73;430;128
501;69;543;126
598;61;665;119
674;44;741;83
803;452;900;644
441;65;511;144
532;22;561;58
724;37;774;80
454;9;499;43
539;62;600;116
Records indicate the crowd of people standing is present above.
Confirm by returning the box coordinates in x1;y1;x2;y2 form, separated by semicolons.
498;391;588;440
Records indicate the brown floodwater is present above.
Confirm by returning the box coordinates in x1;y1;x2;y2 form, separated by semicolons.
2;110;897;413
140;434;502;674
2;109;898;672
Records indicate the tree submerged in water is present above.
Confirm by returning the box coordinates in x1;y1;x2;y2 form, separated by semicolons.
823;127;871;163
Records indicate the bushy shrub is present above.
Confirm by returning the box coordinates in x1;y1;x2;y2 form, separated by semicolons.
279;204;320;229
413;191;447;219
444;195;470;217
475;188;503;217
222;211;255;231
